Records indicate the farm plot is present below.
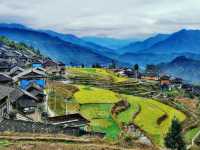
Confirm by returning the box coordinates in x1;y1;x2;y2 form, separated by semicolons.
67;67;128;83
80;104;120;140
74;85;121;104
73;86;121;140
119;95;186;145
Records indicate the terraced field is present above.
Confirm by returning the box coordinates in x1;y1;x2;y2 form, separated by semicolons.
74;85;121;104
67;67;128;83
120;95;186;145
47;82;186;146
73;86;121;140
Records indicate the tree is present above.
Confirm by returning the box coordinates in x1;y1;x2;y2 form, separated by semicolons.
164;118;186;150
109;60;116;69
133;64;139;80
81;64;85;68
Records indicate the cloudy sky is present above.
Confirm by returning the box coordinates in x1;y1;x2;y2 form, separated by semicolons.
0;0;200;38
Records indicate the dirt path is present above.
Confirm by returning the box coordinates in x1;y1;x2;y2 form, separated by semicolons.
44;90;55;117
0;135;156;150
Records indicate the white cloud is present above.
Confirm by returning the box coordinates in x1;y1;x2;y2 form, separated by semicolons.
0;0;200;38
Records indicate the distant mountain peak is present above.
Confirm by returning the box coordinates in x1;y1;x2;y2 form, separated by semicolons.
0;23;28;29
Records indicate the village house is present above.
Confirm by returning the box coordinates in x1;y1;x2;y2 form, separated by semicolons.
170;77;183;88
48;113;90;128
0;59;12;72
9;88;39;114
12;68;46;89
25;82;46;103
141;65;159;81
9;66;25;77
32;59;43;68
0;86;14;121
43;59;65;75
160;75;171;90
58;61;66;75
182;84;193;92
0;73;13;86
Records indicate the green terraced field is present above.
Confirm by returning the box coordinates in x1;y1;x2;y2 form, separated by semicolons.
121;95;186;145
47;83;186;146
67;67;128;82
184;127;200;144
80;104;120;140
74;85;121;104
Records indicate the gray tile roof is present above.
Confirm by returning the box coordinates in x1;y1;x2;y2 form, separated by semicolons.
9;88;38;104
0;85;14;100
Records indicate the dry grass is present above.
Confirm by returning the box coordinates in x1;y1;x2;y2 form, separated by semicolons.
176;97;199;111
3;142;157;150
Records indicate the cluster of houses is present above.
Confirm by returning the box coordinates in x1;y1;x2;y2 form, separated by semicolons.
0;42;96;137
113;65;199;94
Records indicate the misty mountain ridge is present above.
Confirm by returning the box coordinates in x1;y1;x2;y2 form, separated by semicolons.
120;34;170;54
141;29;200;54
0;26;115;65
158;56;200;83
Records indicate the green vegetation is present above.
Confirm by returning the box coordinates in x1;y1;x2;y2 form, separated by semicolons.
47;82;79;115
0;140;11;148
67;67;128;82
90;119;120;140
120;95;186;145
73;86;121;140
80;104;120;140
0;36;40;55
164;118;186;150
184;127;200;144
74;85;120;104
116;102;139;124
47;81;186;146
80;104;112;119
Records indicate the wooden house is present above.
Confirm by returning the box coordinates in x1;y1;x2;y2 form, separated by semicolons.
58;61;66;75
9;89;38;114
142;65;159;81
43;59;58;69
0;73;13;86
160;75;171;90
25;83;46;103
160;75;171;85
43;59;65;75
9;66;25;77
0;60;12;72
0;86;14;121
171;77;183;88
13;68;46;89
48;113;90;128
32;59;43;68
182;84;193;92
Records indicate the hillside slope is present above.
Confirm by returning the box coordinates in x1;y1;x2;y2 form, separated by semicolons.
158;56;200;83
0;27;113;65
120;34;169;53
142;29;200;54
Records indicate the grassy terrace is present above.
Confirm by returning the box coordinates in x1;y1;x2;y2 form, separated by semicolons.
74;85;121;140
66;68;159;97
184;127;200;144
47;82;79;115
0;140;11;148
67;67;128;83
74;85;120;104
47;81;186;146
121;95;186;145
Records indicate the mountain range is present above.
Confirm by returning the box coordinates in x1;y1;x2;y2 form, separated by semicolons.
82;36;135;50
120;34;170;54
0;23;200;70
0;24;119;65
158;56;200;83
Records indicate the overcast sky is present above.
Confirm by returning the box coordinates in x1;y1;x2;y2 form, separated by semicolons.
0;0;200;38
